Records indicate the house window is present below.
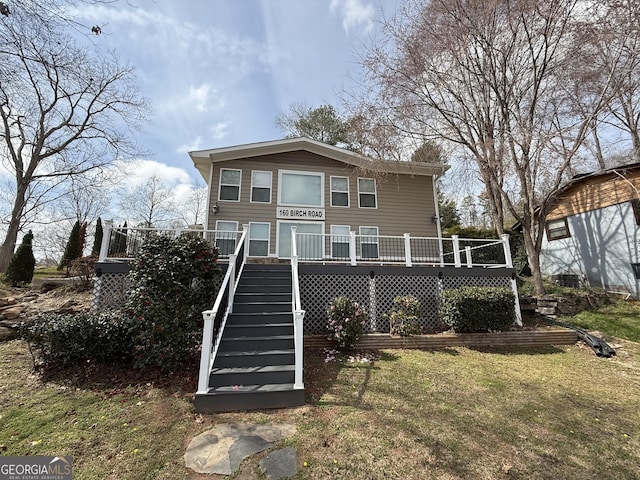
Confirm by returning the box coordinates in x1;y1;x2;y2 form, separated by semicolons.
251;171;272;203
219;168;241;201
330;176;349;207
278;170;324;207
215;221;238;255
360;226;379;259
249;222;270;257
358;178;377;208
546;218;570;241
632;199;640;225
331;225;350;258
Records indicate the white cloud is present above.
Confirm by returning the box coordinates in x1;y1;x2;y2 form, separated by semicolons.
176;136;204;154
158;82;224;116
113;159;192;189
329;0;374;33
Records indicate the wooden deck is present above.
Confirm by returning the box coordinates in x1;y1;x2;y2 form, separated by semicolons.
304;329;578;349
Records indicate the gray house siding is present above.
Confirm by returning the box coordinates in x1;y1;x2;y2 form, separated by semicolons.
540;201;640;297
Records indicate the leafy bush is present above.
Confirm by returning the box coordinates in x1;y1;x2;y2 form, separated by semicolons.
19;312;134;367
440;287;515;333
388;295;422;336
4;230;35;286
327;296;368;350
125;234;219;370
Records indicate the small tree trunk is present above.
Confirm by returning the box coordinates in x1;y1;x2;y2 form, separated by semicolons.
521;225;545;296
0;184;28;273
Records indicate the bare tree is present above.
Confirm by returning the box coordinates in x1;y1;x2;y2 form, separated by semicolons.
355;0;626;294
119;176;176;228
0;4;149;271
176;182;208;228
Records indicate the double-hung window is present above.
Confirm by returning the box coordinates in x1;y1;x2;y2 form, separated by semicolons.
546;218;570;241
330;176;349;207
358;178;377;208
219;168;241;201
331;225;350;258
249;222;270;257
215;221;238;256
251;171;272;203
360;226;379;259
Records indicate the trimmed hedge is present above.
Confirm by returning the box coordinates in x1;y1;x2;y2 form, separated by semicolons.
441;286;516;333
20;312;134;367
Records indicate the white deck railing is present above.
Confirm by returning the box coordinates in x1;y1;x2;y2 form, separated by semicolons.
290;227;305;390
97;221;513;269
98;220;242;262
196;225;249;395
292;231;513;268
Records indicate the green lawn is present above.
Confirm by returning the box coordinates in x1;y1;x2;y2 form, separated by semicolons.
2;332;639;479
559;299;640;343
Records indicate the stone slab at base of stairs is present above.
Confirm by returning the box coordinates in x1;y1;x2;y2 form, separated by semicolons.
184;423;296;476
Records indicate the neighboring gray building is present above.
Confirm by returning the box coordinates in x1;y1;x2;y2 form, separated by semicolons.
539;163;640;298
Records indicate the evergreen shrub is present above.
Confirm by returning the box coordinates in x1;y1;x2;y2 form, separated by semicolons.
19;311;134;367
4;230;36;286
441;286;515;333
125;235;219;370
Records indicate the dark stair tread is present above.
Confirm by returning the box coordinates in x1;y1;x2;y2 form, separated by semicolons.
208;383;299;394
223;334;294;341
226;323;293;328
216;349;295;357
211;365;295;375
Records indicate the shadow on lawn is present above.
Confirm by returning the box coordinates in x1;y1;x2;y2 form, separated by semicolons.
31;353;200;398
304;348;400;409
468;345;568;355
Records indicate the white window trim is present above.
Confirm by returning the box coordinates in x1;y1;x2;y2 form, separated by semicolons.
276;220;325;259
330;175;350;208
277;169;325;207
215;220;239;255
250;170;272;204
359;225;379;259
330;224;350;258
248;222;271;257
218;168;241;202
357;177;377;209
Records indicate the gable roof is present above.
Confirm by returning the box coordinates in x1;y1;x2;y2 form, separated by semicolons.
545;162;640;219
189;137;449;181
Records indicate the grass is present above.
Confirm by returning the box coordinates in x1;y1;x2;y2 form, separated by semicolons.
559;299;640;343
2;329;639;479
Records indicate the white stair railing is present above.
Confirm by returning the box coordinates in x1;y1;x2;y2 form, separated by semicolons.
197;225;249;395
290;227;305;390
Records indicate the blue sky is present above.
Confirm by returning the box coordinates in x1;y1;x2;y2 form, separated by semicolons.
74;0;394;186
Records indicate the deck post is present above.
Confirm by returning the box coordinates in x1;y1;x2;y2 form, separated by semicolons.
349;231;357;266
242;224;249;263
98;220;113;262
197;309;215;394
465;246;473;268
452;235;461;267
293;309;305;389
404;233;412;267
500;234;513;268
